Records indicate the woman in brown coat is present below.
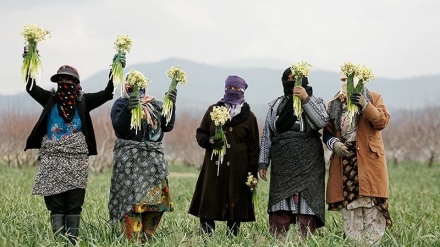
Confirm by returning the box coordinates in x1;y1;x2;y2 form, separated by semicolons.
188;75;260;237
323;73;392;245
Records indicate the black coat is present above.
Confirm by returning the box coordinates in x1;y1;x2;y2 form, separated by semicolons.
24;78;114;156
188;102;260;222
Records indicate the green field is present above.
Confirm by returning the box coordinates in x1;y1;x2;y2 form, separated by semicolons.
0;163;439;247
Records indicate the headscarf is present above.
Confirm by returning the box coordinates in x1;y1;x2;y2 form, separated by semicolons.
55;82;81;122
331;72;360;102
218;75;248;105
281;67;313;96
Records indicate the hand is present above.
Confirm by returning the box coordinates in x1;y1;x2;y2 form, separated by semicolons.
22;45;39;58
259;169;267;181
167;89;177;104
293;86;308;102
334;141;352;158
22;46;29;58
209;136;224;150
350;93;368;109
127;93;139;110
113;52;127;68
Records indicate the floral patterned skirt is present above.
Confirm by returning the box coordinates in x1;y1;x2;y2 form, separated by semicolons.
121;179;173;239
328;142;392;228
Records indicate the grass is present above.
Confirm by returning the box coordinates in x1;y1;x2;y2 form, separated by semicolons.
0;162;439;246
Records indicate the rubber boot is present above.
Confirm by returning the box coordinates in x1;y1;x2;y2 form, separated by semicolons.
200;218;215;235
226;221;240;237
50;214;65;236
65;215;81;245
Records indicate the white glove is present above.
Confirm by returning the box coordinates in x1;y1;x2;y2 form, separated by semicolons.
334;141;351;157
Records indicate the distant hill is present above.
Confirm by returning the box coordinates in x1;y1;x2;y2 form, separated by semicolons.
1;58;440;120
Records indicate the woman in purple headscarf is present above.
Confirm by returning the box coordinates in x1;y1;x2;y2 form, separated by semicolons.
188;75;260;237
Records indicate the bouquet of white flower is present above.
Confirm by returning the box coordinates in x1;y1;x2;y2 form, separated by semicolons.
245;172;258;205
126;69;151;133
21;24;50;90
290;61;312;119
162;65;187;125
341;62;375;119
210;106;229;176
111;34;132;93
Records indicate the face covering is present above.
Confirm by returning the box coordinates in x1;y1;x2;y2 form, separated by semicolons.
219;89;245;105
56;83;80;122
282;80;295;96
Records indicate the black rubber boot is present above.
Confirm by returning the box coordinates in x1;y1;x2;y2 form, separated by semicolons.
226;221;240;237
200;218;215;235
65;215;81;245
50;214;65;236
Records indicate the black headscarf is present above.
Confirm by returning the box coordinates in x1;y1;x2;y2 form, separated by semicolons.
281;67;313;96
276;67;314;133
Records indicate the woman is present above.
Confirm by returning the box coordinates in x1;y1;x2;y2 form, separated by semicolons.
188;75;260;237
258;67;329;237
323;73;392;245
108;72;177;241
24;51;118;245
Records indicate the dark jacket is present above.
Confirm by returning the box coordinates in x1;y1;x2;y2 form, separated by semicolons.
188;102;260;222
24;77;114;156
110;97;175;142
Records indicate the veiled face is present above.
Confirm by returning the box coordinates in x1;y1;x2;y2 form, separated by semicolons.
287;72;295;82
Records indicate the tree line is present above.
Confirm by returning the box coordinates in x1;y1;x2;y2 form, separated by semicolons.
1;104;438;171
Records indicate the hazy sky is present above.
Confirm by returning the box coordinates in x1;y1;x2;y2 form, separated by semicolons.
1;0;439;95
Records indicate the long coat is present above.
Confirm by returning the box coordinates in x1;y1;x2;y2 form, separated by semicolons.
188;103;260;222
325;90;390;203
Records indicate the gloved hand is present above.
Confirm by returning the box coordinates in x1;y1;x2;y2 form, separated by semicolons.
22;45;39;58
350;93;368;109
334;141;351;157
113;52;127;68
22;46;29;58
127;93;139;110
209;136;224;150
167;89;177;104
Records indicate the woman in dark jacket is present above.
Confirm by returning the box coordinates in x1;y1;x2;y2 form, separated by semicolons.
24;52;118;245
188;75;260;237
108;72;177;241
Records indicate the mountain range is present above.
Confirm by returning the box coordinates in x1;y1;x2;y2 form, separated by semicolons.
1;58;440;120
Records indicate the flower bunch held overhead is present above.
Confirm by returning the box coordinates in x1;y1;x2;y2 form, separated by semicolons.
126;69;151;133
290;61;312;119
21;24;51;90
210;106;229;176
111;34;133;92
341;62;375;119
162;65;187;125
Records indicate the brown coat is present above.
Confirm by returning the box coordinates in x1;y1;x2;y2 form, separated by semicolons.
188;103;260;221
326;90;390;203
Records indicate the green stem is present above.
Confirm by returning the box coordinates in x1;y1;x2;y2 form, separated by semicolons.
354;80;364;93
167;79;178;94
295;76;303;87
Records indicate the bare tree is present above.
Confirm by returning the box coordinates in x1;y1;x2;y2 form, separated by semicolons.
405;107;440;167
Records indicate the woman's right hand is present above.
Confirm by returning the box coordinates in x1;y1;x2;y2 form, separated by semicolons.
259;169;267;181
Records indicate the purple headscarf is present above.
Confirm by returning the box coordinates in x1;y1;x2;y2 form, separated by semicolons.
218;75;248;105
